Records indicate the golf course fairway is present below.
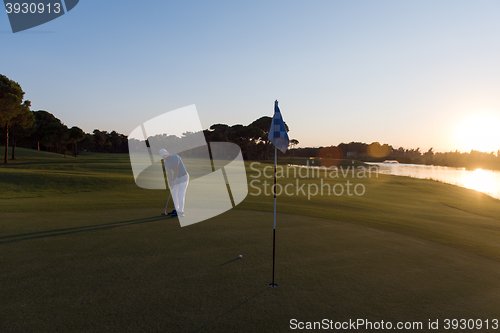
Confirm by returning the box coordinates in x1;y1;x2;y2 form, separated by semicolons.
1;148;500;332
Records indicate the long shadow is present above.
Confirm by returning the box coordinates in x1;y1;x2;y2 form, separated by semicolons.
218;258;242;266
192;288;270;333
0;215;169;244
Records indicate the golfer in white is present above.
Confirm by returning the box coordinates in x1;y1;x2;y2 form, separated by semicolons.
160;149;189;217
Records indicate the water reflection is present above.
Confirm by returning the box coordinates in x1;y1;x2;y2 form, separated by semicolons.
463;169;498;196
371;163;500;200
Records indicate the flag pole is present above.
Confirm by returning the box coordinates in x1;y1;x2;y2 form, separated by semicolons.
269;99;287;288
269;145;278;288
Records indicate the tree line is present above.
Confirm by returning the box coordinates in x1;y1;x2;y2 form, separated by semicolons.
0;74;130;163
292;141;500;170
1;73;298;164
3;73;497;170
202;119;298;161
0;108;129;162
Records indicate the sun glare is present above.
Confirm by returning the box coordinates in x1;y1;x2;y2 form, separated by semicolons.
463;168;496;196
454;112;500;153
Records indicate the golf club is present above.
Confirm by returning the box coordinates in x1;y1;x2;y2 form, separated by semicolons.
161;192;171;215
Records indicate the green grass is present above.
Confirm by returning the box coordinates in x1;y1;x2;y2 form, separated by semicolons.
1;147;500;332
0;148;134;199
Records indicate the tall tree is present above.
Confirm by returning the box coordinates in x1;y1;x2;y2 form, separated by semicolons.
209;124;230;141
244;126;264;160
92;129;107;152
69;126;85;157
109;130;121;153
9;110;35;159
79;133;94;152
32;110;58;151
423;147;434;165
41;120;68;153
289;139;299;158
249;116;272;159
228;124;246;147
0;74;31;163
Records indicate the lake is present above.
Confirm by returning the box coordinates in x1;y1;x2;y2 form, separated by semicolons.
369;163;500;200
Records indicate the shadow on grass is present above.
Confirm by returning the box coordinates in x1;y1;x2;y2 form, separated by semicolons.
192;287;269;333
218;257;242;266
0;216;168;244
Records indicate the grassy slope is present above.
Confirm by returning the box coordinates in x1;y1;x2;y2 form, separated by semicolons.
1;148;500;332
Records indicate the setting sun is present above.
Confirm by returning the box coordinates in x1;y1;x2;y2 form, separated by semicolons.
454;112;500;153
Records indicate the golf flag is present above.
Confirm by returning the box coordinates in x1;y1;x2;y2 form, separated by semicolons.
268;100;289;153
268;100;288;288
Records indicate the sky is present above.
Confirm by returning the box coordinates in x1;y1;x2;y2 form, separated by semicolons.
2;0;500;153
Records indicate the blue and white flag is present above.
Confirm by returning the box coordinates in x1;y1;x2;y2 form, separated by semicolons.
268;100;289;153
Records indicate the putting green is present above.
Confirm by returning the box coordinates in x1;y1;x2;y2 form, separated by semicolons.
2;209;500;332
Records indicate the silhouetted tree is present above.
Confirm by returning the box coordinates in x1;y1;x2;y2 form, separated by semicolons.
289;139;299;158
69;126;85;157
32;111;59;151
0;74;32;163
249;116;272;160
209;124;230;142
243;126;264;160
9;110;35;159
79;133;94;152
423;147;434;165
92;129;106;152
